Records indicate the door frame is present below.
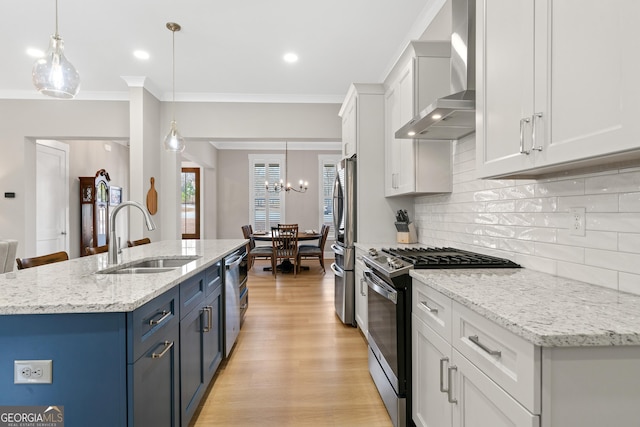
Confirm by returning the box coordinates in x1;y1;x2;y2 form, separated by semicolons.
181;167;201;239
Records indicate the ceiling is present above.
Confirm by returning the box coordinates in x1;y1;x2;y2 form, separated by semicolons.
1;0;445;103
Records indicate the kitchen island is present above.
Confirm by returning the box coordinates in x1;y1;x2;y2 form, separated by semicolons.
0;239;247;427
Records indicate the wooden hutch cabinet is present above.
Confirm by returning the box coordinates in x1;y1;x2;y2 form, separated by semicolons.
79;169;110;256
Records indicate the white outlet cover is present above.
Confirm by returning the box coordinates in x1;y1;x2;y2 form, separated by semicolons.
569;207;586;236
14;360;53;384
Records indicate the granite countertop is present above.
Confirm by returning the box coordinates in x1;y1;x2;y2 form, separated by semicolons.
411;268;640;348
0;239;247;315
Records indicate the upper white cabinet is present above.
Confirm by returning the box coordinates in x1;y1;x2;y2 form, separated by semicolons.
384;41;453;196
339;84;407;243
341;92;357;159
476;0;640;178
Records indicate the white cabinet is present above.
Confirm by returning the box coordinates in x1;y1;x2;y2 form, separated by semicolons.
339;84;412;243
341;92;357;159
476;0;640;179
354;248;367;339
412;276;640;427
384;41;453;196
412;278;539;427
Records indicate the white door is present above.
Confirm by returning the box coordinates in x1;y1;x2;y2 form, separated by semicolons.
36;141;69;256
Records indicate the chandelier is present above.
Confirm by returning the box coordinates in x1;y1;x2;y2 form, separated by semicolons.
265;141;308;193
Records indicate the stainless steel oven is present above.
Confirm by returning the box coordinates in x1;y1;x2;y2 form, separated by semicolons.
363;247;521;427
362;254;412;427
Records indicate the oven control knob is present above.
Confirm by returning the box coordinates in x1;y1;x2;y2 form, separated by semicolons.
386;257;402;269
368;248;378;256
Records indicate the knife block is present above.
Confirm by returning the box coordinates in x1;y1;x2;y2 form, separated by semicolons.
397;222;417;244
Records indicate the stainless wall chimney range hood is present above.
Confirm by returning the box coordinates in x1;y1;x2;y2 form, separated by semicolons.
396;0;476;141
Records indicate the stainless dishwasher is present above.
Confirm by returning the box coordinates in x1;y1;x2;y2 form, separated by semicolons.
224;247;247;357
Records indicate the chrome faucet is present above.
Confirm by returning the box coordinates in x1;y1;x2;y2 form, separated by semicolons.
108;201;156;265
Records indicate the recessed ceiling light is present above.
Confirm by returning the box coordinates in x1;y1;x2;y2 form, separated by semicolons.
133;50;150;60
283;52;298;63
432;114;442;120
26;48;44;58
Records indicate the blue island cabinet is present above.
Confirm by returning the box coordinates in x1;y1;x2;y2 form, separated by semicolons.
127;286;180;427
179;261;223;426
0;263;226;427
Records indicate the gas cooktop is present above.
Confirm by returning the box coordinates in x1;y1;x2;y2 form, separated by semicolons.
381;247;521;269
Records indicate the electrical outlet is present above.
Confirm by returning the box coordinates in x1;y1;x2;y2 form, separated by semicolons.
570;207;586;236
14;360;52;384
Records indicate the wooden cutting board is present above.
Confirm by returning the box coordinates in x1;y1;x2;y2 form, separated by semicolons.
146;177;158;215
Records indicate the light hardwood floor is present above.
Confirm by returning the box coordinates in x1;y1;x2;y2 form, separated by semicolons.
190;260;392;427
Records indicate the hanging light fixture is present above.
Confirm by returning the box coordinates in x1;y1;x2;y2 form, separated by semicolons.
265;141;309;193
163;22;186;152
32;0;80;99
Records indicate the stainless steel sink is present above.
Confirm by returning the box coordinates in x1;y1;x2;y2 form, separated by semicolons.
106;267;177;274
127;258;199;269
96;256;201;275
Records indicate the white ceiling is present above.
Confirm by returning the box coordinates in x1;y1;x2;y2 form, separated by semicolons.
1;0;445;103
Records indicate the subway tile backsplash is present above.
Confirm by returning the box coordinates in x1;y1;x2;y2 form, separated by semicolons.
414;135;640;296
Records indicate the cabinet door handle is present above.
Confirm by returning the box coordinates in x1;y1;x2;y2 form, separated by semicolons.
151;341;174;359
202;306;213;333
360;278;367;296
531;112;543;152
420;301;438;314
439;357;449;393
519;117;531;155
149;310;171;326
447;365;458;404
469;335;502;357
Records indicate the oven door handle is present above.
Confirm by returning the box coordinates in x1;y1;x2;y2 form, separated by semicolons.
364;271;397;304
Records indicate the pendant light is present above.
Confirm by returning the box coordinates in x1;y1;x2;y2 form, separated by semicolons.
32;0;80;99
163;22;186;152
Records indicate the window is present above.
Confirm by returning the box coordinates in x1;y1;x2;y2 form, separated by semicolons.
319;155;340;238
181;167;200;239
249;154;285;231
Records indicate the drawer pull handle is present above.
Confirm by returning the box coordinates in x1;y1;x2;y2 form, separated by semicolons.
439;357;449;393
420;301;438;314
447;366;458;404
469;335;502;357
151;341;174;359
149;310;171;326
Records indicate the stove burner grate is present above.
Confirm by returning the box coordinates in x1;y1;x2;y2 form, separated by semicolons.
381;247;520;269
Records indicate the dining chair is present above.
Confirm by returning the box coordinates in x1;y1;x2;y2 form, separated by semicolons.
241;225;273;269
127;238;151;247
0;239;18;273
271;224;299;277
16;251;69;270
297;224;330;272
85;245;109;255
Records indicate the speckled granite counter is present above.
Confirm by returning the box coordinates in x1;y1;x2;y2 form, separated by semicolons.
0;239;246;315
411;268;640;347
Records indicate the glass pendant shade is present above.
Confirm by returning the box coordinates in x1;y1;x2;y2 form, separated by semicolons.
163;120;186;152
32;34;80;99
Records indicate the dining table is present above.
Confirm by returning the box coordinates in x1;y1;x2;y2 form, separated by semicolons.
251;230;322;272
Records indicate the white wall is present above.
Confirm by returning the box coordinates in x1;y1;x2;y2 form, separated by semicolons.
216;148;340;240
1;96;341;258
414;134;640;296
0;99;129;258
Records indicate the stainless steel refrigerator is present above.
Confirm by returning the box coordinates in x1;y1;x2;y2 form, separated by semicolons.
330;156;356;326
